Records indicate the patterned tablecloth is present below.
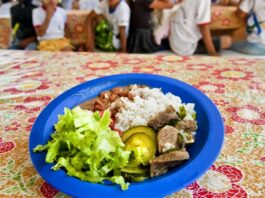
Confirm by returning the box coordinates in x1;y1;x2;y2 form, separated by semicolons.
0;50;264;198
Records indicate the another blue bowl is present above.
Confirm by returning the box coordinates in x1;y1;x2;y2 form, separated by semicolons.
29;73;224;198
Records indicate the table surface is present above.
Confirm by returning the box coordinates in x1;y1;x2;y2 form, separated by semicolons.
0;50;264;198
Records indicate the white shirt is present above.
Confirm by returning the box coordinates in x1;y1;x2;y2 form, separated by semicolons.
94;0;130;49
32;0;43;6
240;0;265;45
79;0;99;10
33;7;67;41
169;0;211;55
0;2;13;17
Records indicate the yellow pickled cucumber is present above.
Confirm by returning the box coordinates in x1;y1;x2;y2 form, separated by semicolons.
121;166;148;174
124;133;156;166
122;126;157;147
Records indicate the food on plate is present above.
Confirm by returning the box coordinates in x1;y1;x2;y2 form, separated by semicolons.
34;85;197;190
148;105;179;130
121;126;157;147
157;125;180;153
150;150;189;177
33;107;131;190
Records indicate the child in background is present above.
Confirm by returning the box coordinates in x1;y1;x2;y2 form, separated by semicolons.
33;0;73;51
127;0;179;53
86;0;130;52
72;0;99;10
9;0;38;50
61;0;73;10
169;0;232;56
231;0;265;55
0;0;14;17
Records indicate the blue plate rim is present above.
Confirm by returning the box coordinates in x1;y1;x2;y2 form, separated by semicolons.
29;73;224;198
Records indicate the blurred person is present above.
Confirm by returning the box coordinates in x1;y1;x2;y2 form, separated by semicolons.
86;0;130;52
169;0;232;56
231;0;265;55
61;0;73;10
0;0;14;17
72;0;99;10
127;0;181;53
9;0;38;50
33;0;73;51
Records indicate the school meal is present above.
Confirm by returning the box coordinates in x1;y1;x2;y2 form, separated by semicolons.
33;85;197;190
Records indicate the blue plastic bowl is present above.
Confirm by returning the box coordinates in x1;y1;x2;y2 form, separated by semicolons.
29;73;224;198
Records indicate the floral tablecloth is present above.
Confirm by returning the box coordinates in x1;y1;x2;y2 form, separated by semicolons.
0;50;264;198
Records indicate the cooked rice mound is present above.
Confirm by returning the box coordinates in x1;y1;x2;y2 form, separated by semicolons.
114;85;195;132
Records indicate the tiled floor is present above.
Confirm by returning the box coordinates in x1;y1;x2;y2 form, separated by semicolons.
221;50;265;59
155;49;265;59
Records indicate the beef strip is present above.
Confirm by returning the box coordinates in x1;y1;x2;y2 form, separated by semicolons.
151;150;189;164
157;125;179;154
150;161;182;177
175;120;197;132
150;150;189;177
148;105;179;130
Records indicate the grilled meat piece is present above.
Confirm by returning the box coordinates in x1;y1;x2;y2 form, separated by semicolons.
150;150;189;177
148;105;179;130
151;150;189;163
157;125;179;154
175;120;197;132
150;161;181;177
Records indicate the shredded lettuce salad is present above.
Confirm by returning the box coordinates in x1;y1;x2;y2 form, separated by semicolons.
33;107;131;190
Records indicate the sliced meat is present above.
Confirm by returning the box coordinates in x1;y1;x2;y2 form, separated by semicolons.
150;161;181;177
148;105;179;130
150;150;189;177
151;150;189;164
157;125;179;154
175;120;197;132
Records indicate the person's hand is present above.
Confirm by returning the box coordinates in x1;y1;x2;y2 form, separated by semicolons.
46;5;56;19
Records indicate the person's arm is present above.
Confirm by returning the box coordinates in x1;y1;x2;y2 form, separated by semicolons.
119;26;127;52
86;11;105;51
199;24;219;56
236;0;253;21
149;0;175;9
34;7;55;37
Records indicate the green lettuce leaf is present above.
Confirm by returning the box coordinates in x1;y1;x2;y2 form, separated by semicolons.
34;107;131;190
109;176;129;190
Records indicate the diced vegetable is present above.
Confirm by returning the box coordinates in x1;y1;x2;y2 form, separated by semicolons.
178;106;187;120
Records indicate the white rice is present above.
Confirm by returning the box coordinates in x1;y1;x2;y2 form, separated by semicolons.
114;85;196;132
